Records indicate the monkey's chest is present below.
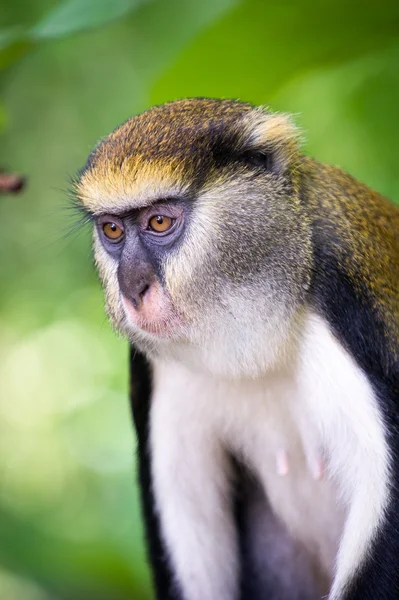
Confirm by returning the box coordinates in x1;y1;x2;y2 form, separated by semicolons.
150;316;387;600
211;377;345;582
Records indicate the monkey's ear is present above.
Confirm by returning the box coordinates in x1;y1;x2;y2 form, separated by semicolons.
238;109;302;175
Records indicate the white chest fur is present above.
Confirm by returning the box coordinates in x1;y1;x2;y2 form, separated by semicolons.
149;313;390;600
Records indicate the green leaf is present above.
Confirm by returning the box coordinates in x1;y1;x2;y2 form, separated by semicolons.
0;27;33;71
31;0;149;40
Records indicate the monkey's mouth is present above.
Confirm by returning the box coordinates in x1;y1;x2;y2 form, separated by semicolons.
121;294;181;339
136;318;176;337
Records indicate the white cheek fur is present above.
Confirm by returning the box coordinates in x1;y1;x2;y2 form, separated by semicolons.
160;280;302;378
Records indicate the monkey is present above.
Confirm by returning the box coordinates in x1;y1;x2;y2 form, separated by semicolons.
74;98;399;600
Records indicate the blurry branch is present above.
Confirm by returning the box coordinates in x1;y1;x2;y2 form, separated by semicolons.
0;172;25;194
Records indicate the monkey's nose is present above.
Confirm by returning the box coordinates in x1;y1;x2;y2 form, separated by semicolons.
118;259;153;310
130;282;150;309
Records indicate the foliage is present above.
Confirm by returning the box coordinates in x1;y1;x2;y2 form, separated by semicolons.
0;0;398;599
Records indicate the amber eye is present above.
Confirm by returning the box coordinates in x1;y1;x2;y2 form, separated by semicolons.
148;215;174;233
103;222;124;240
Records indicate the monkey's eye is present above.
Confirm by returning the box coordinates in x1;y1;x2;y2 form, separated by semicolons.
103;222;124;241
147;215;174;233
242;151;273;171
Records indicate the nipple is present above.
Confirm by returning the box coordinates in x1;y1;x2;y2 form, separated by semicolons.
276;448;289;476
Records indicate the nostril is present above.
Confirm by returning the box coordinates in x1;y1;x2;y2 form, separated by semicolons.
130;283;150;308
140;284;150;299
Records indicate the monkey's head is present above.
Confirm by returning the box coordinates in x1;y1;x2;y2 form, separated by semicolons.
76;99;312;377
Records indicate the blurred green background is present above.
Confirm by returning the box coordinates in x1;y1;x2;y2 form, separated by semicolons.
1;0;399;598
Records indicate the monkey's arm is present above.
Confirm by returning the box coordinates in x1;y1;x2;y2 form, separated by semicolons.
314;276;399;600
321;293;399;600
129;347;180;600
130;351;240;600
306;159;399;599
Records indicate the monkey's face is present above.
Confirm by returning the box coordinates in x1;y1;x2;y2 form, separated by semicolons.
76;99;312;377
